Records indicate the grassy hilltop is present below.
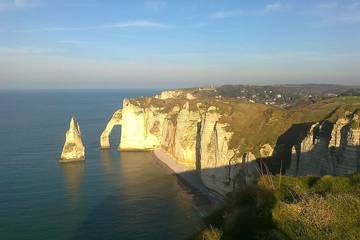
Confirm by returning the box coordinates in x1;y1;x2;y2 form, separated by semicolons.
221;96;360;155
131;94;360;159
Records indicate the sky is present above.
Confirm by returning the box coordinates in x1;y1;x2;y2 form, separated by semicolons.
0;0;360;89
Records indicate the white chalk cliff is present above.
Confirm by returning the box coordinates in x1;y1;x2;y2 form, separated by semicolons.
288;112;360;176
100;94;360;194
60;117;85;162
100;98;259;195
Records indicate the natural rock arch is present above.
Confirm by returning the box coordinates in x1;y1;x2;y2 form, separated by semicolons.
100;109;122;149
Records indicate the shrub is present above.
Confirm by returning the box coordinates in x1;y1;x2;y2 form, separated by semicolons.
312;175;352;194
201;226;223;240
192;173;360;240
274;193;360;240
223;185;277;237
259;175;315;203
350;172;360;188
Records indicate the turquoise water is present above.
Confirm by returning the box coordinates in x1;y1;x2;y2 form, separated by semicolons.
0;90;204;240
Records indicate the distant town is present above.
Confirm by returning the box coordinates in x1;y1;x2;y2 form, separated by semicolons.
174;84;360;107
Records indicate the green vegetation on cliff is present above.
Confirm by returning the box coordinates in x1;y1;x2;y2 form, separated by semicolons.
222;96;360;157
131;95;360;158
193;173;360;240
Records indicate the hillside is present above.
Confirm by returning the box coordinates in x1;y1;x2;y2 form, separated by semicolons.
156;84;360;107
101;90;360;195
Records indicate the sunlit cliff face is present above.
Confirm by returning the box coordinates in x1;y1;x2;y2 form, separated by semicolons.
100;91;360;195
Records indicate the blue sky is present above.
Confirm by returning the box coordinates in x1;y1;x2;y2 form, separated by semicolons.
0;0;359;89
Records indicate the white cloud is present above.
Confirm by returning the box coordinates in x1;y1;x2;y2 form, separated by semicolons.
313;1;360;25
57;40;91;46
145;1;166;11
0;47;64;55
347;2;360;9
264;3;283;12
14;0;30;6
317;2;338;9
103;20;169;28
19;20;171;32
0;0;34;10
212;9;244;18
332;14;360;24
212;2;287;18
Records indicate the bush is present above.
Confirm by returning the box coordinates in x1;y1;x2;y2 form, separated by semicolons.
222;185;278;238
272;173;360;240
274;193;360;240
350;172;360;187
201;226;223;240
192;173;360;240
259;175;315;203
312;175;353;194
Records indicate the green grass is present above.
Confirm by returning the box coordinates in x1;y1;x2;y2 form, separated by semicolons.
130;96;360;158
192;173;360;240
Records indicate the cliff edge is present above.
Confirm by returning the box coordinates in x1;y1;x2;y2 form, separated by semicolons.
100;90;360;195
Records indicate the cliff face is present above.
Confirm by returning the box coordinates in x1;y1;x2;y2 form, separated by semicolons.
155;90;196;100
119;99;167;151
101;94;360;194
60;117;85;162
332;112;360;175
102;98;263;194
288;112;360;176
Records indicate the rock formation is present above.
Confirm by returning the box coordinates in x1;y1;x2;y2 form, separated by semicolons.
101;95;360;194
60;117;85;162
155;90;196;100
119;99;167;151
288;111;360;176
332;112;360;175
101;98;262;194
100;109;122;149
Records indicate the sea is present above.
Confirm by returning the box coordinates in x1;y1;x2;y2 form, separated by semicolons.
0;90;205;240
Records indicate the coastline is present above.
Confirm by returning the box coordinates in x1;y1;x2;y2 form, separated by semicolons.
153;149;225;206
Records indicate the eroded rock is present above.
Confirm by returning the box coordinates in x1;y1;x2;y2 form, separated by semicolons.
288;112;360;176
100;95;360;194
60;117;85;162
100;109;122;149
107;98;260;195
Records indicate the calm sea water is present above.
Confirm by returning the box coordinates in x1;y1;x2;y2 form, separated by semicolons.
0;90;204;240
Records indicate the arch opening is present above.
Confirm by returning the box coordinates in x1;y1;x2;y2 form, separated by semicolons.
100;109;122;149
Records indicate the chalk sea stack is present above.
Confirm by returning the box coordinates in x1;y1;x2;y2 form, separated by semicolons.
60;117;85;162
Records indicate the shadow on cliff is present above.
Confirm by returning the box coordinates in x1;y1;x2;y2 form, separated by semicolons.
258;120;335;176
262;107;346;176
